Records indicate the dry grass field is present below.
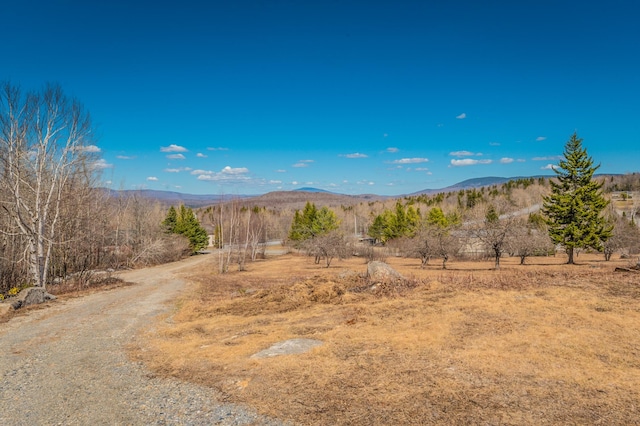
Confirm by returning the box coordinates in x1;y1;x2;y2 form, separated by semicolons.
132;250;640;425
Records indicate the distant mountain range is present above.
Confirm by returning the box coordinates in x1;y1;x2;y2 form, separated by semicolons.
408;176;550;195
104;176;553;207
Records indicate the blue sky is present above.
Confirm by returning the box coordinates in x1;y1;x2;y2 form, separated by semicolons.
3;1;639;195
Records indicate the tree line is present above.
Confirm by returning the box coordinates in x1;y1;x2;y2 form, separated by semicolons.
1;82;638;298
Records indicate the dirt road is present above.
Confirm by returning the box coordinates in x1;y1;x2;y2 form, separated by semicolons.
0;254;285;425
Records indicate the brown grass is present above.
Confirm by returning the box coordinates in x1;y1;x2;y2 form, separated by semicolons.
132;252;640;425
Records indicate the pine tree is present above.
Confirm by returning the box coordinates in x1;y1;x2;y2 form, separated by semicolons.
542;133;612;264
163;205;209;253
162;205;178;233
289;202;339;243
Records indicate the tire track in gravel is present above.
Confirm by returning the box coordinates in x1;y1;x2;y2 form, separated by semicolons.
0;254;287;426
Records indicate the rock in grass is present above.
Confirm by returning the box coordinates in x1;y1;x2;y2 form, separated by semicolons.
250;338;323;359
366;261;404;285
11;287;56;310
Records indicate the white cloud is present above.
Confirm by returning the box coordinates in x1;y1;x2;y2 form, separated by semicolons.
390;157;429;164
166;153;186;160
116;155;135;160
517;159;526;163
541;164;558;170
383;133;389;138
160;144;188;153
92;159;113;169
291;181;298;185
221;166;249;175
190;169;213;175
500;157;514;164
532;155;562;161
456;113;466;119
196;166;251;182
206;147;229;151
449;150;478;157
293;160;315;168
196;153;207;158
79;144;101;153
269;180;282;184
489;142;501;146
450;159;493;167
386;147;399;153
414;167;430;171
147;176;158;181
164;168;181;173
275;169;286;173
536;136;547;141
341;153;368;159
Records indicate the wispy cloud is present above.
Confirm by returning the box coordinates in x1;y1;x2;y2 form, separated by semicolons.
456;113;466;119
536;136;547;141
500;157;514;164
78;144;101;153
116;155;136;160
386;147;399;153
450;159;493;167
269;180;282;184
341;153;368;159
206;147;229;151
147;176;158;181
196;166;251;182
532;155;562;161
449;150;482;157
275;169;286;173
92;159;113;169
390;157;429;164
160;144;188;153
164;168;181;173
541;164;558;170
190;169;212;175
293;159;314;168
489;142;501;146
166;153;186;160
196;153;207;158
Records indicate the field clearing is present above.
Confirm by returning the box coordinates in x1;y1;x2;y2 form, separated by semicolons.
133;252;640;425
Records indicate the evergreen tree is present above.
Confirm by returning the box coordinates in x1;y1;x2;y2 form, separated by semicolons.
542;133;612;264
289;202;339;243
367;201;421;243
163;205;209;253
162;205;178;233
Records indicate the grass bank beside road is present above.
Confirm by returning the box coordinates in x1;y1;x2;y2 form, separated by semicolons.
134;253;640;425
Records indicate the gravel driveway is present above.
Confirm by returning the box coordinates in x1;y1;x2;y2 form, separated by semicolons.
0;254;286;425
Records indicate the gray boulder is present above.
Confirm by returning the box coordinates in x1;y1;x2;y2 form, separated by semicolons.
250;338;323;359
366;261;404;284
11;287;56;310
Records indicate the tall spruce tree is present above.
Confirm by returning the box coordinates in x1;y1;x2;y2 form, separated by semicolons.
163;205;208;253
542;133;612;264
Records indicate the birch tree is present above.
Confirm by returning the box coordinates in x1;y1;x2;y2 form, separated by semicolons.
0;83;96;289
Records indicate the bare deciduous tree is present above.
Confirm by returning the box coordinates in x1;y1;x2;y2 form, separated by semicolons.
0;83;96;288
